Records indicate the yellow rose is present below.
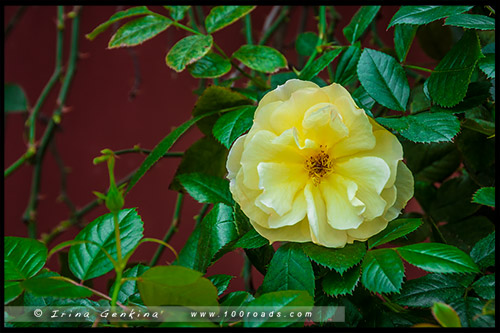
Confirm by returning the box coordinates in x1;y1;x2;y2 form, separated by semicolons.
226;79;414;248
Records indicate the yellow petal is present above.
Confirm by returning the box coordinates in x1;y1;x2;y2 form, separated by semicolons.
252;218;312;244
301;103;349;149
256;162;308;216
381;186;398;221
240;129;303;190
319;174;365;230
387;161;414;217
347;216;388;240
334;156;391;220
258;79;320;107
226;134;246;179
267;190;308;228
230;170;268;227
304;182;348;248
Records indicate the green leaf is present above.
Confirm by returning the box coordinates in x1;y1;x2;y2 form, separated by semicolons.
108;15;172;48
449;297;495;327
393;273;472;307
137;265;218;306
177;173;234;206
478;54;495;79
166;34;213;72
361;249;404;293
322;265;360;297
396;243;479;274
343;6;381;44
233;45;287;73
440;216;494;254
432;302;462;327
118;264;150;304
444;14;495;30
164;5;190;21
470;231;495;269
86;6;154;40
368;218;423;249
388;6;473;28
125;108;226;194
334;43;362;85
429;174;480;223
394;24;417;62
295;32;319;56
175;224;202;270
5;280;23;304
212;105;256;149
207;274;233;296
259;243;315;297
431;81;493;114
5;236;47;281
376;112;460;143
243;290;314;328
68;208;144;280
192;85;253;136
456;129;495;187
21;276;92;299
195;203;239;271
233;228;269;249
352;85;375;112
170;136;228;191
472;187;495;207
4;83;28;113
357;48;410;111
409;84;431;113
187;52;231;78
299;48;343;81
205;6;255;34
472;274;495;300
220;290;255;307
427;30;482;107
301;241;366;274
402;141;461;183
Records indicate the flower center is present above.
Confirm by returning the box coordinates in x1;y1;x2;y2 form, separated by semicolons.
305;145;333;186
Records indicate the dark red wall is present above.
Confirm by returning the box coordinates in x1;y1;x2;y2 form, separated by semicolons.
4;6;427;295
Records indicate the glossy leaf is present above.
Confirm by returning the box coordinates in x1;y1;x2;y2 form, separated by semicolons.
394;24;417;62
21;276;92;299
166;34;213;72
396;243;479;274
444;14;495;30
4;83;28;113
233;228;269;249
177;173;234;206
243;290;314;328
427;30;482;107
299;48;343;80
5;237;47;281
170;136;228;191
343;6;381;44
220;290;255;307
187;52;232;78
393;273;472;307
137;265;218;306
472;274;495;300
376;112;460;143
295;32;319;56
322;265;360;297
208;274;233;296
233;45;287;73
368;218;423;249
118;264;150;304
205;6;255;34
260;243;315;297
388;6;473;28
108;15;172;48
125;108;226;194
470;231;495;269
472;187;495;207
69;208;144;280
164;5;190;21
334;43;361;85
449;297;495;327
5;281;23;304
86;6;154;40
358;48;410;111
301;241;366;275
361;249;404;293
432;302;462;327
478;54;495;79
212;105;256;149
352;85;375;112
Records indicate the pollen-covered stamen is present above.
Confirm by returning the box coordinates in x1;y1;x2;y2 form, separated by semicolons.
305;145;333;186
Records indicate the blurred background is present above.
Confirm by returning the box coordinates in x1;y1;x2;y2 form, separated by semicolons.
4;6;433;295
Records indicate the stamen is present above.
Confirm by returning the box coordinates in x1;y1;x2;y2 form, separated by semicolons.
305;145;333;186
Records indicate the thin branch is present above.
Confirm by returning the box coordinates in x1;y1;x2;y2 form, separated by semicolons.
4;6;27;38
258;6;290;46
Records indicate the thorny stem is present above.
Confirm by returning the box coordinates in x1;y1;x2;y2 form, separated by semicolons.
243;13;253;45
113;148;183;158
150;193;184;266
23;6;81;238
195;203;210;226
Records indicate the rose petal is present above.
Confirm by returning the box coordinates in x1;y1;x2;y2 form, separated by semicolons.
252;218;312;244
226;134;246;179
346;216;388;240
